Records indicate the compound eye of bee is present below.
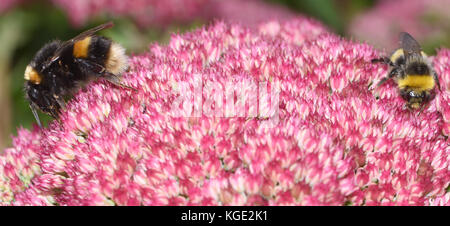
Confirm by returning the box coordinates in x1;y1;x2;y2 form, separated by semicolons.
409;91;417;98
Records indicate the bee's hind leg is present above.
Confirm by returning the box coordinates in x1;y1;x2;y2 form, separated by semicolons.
102;72;137;91
371;57;395;67
372;56;397;87
377;77;390;87
417;101;432;116
75;58;137;91
433;71;442;92
54;95;66;111
377;68;398;87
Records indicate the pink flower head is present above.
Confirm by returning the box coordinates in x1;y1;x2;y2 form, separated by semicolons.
1;16;449;206
50;0;209;27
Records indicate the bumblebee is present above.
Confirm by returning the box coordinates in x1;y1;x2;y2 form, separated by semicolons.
372;32;441;110
24;22;130;127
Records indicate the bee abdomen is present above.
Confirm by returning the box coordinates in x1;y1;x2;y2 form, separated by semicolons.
397;74;435;91
73;36;110;62
87;36;111;64
73;35;127;76
105;42;128;75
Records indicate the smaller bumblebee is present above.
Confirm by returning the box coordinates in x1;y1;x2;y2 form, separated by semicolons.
372;32;441;110
24;22;130;127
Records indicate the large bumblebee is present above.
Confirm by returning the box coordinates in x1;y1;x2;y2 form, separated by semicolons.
24;22;130;127
372;32;441;110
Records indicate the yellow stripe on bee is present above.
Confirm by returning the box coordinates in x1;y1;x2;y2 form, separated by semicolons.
73;36;91;58
390;49;404;63
421;51;428;58
390;48;428;62
397;74;435;91
24;65;42;84
105;42;128;75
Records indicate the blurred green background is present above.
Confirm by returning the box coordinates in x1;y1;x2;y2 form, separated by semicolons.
0;0;448;150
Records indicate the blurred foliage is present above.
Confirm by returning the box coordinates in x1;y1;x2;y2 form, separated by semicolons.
420;12;450;54
268;0;375;35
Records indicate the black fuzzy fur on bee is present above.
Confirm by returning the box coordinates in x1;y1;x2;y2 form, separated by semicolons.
24;22;130;127
371;32;441;111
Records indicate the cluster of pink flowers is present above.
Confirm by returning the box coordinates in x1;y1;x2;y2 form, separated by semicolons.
1;17;449;206
0;0;295;28
349;0;450;50
0;0;208;27
201;0;295;29
51;0;209;27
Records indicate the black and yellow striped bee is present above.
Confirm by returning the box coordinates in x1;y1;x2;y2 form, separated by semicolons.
24;22;130;127
372;32;441;110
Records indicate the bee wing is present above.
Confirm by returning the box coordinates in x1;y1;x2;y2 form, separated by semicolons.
399;32;422;60
43;21;114;70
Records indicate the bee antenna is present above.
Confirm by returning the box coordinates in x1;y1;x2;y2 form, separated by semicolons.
42;56;60;72
30;105;43;128
417;103;427;116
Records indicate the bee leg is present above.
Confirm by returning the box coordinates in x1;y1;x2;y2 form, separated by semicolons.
377;68;398;87
102;72;137;91
373;78;388;93
433;71;442;92
75;58;137;91
377;77;390;87
30;105;43;128
371;57;394;67
54;95;66;111
417;102;429;116
417;105;424;116
75;58;105;74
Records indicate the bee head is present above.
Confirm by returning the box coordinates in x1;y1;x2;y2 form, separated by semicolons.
400;89;433;110
25;83;60;117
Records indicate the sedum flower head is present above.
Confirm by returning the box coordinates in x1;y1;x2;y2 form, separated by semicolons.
1;17;449;206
